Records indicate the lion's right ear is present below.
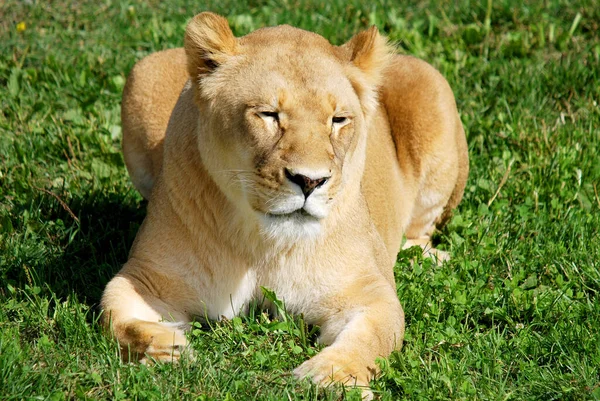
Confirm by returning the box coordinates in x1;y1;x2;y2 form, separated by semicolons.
339;26;394;116
184;12;237;79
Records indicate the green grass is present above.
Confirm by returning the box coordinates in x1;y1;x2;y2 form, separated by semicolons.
1;0;599;399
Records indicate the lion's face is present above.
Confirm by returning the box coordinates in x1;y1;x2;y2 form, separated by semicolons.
199;32;365;239
184;15;391;240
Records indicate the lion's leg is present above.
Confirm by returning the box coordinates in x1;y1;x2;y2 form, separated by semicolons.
101;273;191;363
293;277;404;397
402;187;453;264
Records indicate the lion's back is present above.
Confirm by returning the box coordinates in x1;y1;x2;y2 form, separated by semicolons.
121;48;188;199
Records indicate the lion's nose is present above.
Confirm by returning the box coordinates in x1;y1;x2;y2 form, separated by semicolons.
285;169;330;197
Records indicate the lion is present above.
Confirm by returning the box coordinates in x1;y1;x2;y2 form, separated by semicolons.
101;11;468;396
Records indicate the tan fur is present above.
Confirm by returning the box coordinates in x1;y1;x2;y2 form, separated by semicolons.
103;12;468;397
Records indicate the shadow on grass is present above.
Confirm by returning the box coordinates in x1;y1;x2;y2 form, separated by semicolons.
59;190;146;303
5;186;147;307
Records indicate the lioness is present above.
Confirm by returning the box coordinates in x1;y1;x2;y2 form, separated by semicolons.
101;12;468;395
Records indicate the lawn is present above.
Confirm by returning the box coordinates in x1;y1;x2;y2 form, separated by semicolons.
1;0;599;399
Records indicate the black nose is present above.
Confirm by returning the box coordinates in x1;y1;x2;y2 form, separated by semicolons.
285;169;329;197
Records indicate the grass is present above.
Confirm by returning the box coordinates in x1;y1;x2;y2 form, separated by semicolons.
1;0;599;399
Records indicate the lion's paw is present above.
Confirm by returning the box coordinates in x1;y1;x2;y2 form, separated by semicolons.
423;247;450;264
139;342;194;364
294;350;375;400
120;321;193;364
403;238;450;265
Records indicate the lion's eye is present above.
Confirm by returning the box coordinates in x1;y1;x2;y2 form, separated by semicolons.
258;111;279;122
332;116;347;125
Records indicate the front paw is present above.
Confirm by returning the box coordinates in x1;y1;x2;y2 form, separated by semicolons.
293;349;375;399
117;320;192;363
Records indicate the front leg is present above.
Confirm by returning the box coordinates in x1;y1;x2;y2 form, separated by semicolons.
294;277;404;392
101;269;191;363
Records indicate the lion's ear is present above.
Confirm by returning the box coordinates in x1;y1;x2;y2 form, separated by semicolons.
340;26;394;115
184;12;237;79
342;26;392;85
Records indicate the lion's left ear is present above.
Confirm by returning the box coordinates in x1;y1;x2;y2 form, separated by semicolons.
339;26;394;115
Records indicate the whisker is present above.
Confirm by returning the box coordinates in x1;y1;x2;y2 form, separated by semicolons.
213;171;298;213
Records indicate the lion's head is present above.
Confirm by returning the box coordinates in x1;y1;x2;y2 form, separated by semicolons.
183;12;392;241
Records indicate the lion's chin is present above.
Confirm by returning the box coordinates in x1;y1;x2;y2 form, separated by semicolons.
258;210;323;243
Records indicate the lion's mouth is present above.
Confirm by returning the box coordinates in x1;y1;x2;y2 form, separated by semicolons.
266;208;316;219
257;206;324;239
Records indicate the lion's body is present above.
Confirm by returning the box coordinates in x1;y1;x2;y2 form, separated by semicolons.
103;13;468;395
